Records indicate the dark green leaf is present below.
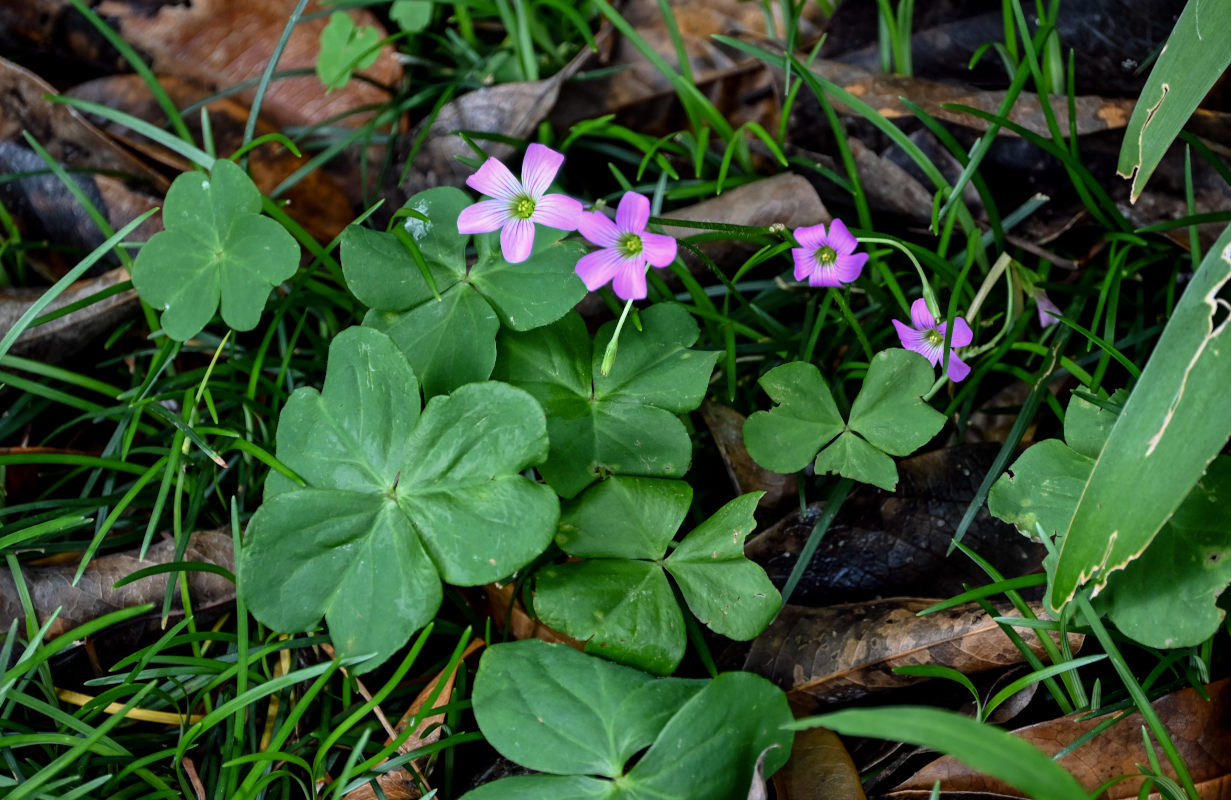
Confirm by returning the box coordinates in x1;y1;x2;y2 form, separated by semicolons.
743;361;844;474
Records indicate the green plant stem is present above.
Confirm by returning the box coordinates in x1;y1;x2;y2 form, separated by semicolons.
600;299;637;375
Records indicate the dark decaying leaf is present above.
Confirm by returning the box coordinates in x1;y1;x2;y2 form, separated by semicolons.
700;402;794;507
0;529;235;638
0;267;139;363
884;678;1231;799
744;445;1044;606
743;598;1080;709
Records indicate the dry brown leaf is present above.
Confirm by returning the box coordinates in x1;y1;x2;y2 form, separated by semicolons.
774;727;868;800
886;678;1231;800
343;639;485;800
700;402;794;508
66;74;357;242
0;267;139;363
0;528;235;638
743;598;1081;710
94;0;401;129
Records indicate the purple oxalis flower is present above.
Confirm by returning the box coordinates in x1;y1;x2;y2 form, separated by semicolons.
893;298;974;382
575;192;677;300
791;219;868;287
456;143;582;263
1034;290;1061;328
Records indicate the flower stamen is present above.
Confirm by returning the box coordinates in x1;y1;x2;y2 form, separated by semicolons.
617;233;643;258
815;245;838;267
512;195;537;220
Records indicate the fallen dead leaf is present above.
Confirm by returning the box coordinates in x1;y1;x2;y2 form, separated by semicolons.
744;598;1081;710
700;402;795;508
0;267;140;363
885;678;1231;800
774;727;868;800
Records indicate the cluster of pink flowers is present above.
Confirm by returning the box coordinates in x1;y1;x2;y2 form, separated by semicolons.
457;144;977;381
457;143;675;301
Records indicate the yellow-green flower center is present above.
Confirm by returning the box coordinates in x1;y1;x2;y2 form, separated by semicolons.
923;328;945;347
815;245;838;267
618;232;643;258
511;195;536;220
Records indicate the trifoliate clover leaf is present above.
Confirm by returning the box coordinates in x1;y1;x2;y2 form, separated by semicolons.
744;349;945;490
317;11;382;90
131;158;298;341
239;326;558;673
493;304;721;498
341;186;587;398
534;476;779;674
390;0;433;32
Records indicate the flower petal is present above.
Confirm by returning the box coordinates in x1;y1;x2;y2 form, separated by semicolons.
457;199;510;234
578;210;621;248
893;318;939;366
943;353;971;382
467;157;522;200
640;232;677;267
941;316;974;348
501;217;536;263
793;223;827;250
532;193;582;231
826;217;858;254
833;251;869;284
615;192;650;234
521;143;564;198
808;265;845;287
1036;293;1061;328
910;298;936;331
612;259;648;300
574;248;624;291
792;248;817;282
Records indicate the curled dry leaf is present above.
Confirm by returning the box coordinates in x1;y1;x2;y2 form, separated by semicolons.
700;402;794;508
743;598;1082;710
0;267;139;363
886;678;1231;800
93;0;401;129
744;445;1045;606
0;529;235;638
773;727;867;800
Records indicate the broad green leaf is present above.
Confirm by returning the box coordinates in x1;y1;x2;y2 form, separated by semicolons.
131;158;298;340
494;305;720;498
1062;392;1121;460
535;559;685;674
460;775;616;800
345;188;585;396
1053;226;1231;605
467;641;788;800
470;640;705;778
240;327;557;672
795;707;1087;800
846;348;946;456
536;477;779;672
743;361;844;473
812;430;900;491
1096;456;1231;648
1117;0;1231;201
556;476;691;559
624;672;794;800
665;492;779;640
366;287;498;398
390;0;433;33
317;11;381;90
988;439;1092;540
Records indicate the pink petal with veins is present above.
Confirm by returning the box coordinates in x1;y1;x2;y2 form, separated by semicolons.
521;144;564;198
467;157;522;200
533;194;582;231
578;210;620;248
501;218;536;263
575;248;625;291
641;232;677;267
826;218;858;254
616;192;650;233
457;199;510;234
612;261;648;300
794;223;827;250
909;298;935;331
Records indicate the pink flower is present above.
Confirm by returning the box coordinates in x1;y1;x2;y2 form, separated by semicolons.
1034;290;1061;328
575;192;677;300
791;218;868;287
456;144;582;263
893;298;974;382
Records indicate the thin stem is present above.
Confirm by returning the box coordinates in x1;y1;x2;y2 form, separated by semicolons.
600;299;637;376
858;236;939;318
